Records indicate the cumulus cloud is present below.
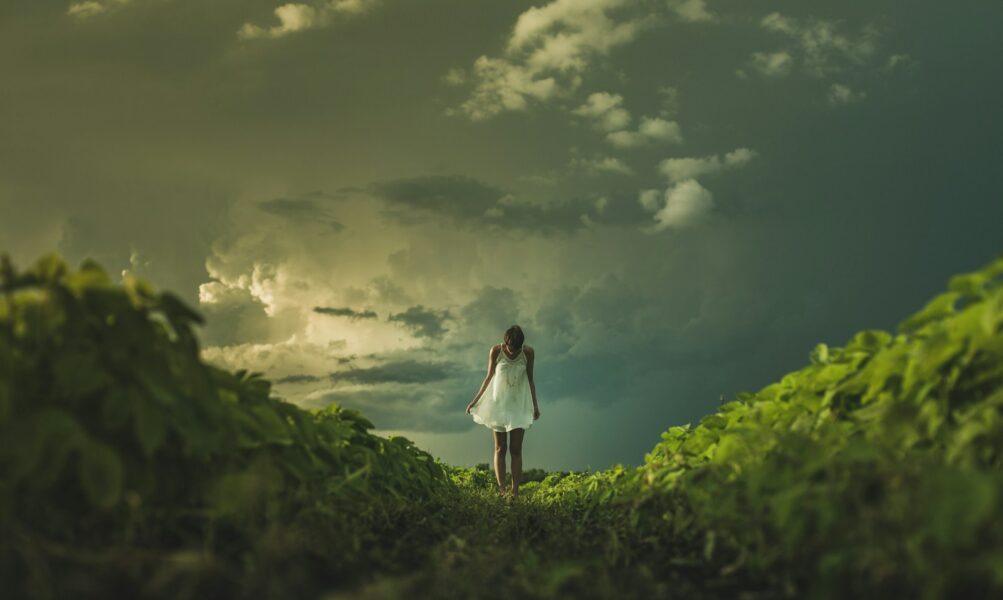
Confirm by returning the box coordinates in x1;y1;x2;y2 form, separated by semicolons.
66;0;153;18
748;50;794;78
827;83;866;106
638;179;714;232
238;0;379;40
448;0;653;119
883;53;917;72
569;155;634;175
606;117;683;148
656;85;681;118
572;92;632;131
658;148;757;182
201;336;350;382
757;12;879;79
666;0;714;23
638;148;757;233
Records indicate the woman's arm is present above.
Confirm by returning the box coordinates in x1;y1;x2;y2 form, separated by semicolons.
525;346;540;419
466;345;498;413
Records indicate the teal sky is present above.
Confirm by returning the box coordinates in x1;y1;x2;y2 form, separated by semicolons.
2;0;1001;470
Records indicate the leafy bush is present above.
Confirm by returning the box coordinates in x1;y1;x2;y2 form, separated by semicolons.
0;253;452;599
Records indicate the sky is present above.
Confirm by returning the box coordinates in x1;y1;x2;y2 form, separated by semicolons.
2;0;1001;471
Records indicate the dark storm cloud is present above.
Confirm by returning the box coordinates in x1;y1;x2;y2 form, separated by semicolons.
367;175;651;234
313;306;379;320
308;386;469;433
387;305;452;339
257;198;344;232
329;359;456;385
276;373;323;384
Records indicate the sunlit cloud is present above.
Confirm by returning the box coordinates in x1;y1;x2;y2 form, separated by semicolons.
606;117;684;148
66;0;133;19
572;92;632;132
658;148;757;183
238;0;380;40
827;83;866;107
448;0;654;120
666;0;715;23
639;148;757;232
569;155;634;176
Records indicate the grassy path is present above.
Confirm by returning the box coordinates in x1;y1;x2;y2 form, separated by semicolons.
326;481;780;600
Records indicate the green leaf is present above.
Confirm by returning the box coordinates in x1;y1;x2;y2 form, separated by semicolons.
948;272;988;297
844;329;892;354
810;343;830;365
133;396;167;457
158;291;205;325
898;291;960;333
52;350;110;401
250;403;293;444
78;440;123;509
0;380;9;426
101;387;131;430
31;253;68;281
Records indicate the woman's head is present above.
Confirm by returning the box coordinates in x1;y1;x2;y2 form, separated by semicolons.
503;325;525;350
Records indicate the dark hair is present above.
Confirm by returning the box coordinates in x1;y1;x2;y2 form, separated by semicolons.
503;325;525;350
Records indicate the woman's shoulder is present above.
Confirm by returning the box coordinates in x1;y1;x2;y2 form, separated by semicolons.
523;344;534;356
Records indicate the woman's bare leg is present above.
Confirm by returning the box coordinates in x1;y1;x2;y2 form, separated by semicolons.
492;430;508;494
509;428;525;497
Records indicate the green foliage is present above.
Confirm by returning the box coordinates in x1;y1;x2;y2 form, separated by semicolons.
0;252;452;599
2;251;1003;599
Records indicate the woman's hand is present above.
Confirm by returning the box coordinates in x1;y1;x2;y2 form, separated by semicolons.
533;406;541;420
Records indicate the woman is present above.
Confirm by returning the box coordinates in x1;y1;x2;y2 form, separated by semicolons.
466;324;541;499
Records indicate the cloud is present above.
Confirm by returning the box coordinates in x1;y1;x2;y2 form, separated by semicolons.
606;117;683;148
441;67;467;86
572;92;632;131
238;0;380;40
657;147;757;182
370;175;505;222
276;373;323;384
569;156;634;175
757;12;879;79
638;179;714;232
666;0;714;23
329;359;456;384
748;50;794;78
368;174;612;234
387;305;452;339
307;385;469;433
66;0;152;19
201;336;351;384
883;53;918;73
638;148;757;233
257;197;345;232
313;306;379;320
449;0;653;119
656;85;681;118
827;83;866;107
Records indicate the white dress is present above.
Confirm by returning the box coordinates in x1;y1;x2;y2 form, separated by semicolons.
470;345;534;432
